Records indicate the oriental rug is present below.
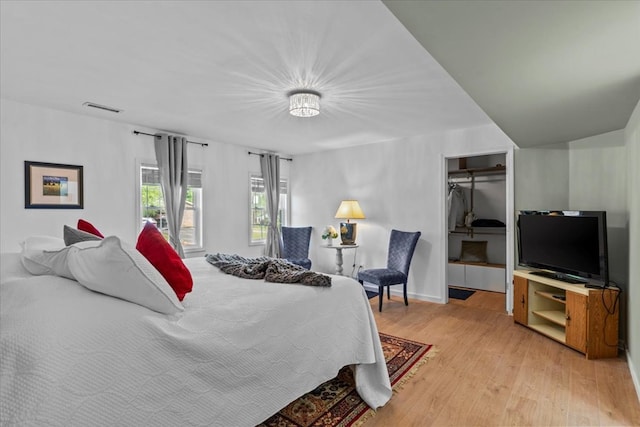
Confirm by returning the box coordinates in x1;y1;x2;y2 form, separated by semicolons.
259;333;435;427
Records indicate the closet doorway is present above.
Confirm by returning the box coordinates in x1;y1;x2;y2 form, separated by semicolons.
445;152;513;313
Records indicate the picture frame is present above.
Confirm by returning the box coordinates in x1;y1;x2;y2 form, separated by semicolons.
24;161;84;209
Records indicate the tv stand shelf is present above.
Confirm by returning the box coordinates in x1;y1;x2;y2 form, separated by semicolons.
532;309;566;326
530;323;565;342
513;270;619;359
534;290;566;304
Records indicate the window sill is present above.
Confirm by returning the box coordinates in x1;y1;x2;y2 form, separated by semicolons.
184;248;205;257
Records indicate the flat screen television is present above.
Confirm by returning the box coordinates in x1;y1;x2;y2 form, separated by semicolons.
516;210;609;287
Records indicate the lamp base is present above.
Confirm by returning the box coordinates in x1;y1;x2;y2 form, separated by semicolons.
339;222;357;245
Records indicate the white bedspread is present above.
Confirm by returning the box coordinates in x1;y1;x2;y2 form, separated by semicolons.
0;254;391;426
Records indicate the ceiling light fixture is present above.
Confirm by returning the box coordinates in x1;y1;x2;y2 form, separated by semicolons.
288;90;321;118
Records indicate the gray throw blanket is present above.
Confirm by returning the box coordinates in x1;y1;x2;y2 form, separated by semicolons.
205;253;331;287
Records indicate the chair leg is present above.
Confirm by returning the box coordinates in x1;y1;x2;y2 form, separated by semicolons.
403;282;408;306
387;286;390;299
378;286;384;312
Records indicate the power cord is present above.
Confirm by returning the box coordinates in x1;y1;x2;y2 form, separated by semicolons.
350;247;360;279
352;265;363;280
602;282;621;314
602;281;622;348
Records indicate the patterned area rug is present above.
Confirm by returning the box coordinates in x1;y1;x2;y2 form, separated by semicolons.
259;333;435;427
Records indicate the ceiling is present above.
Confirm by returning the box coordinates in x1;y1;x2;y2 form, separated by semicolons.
1;1;638;155
384;0;640;147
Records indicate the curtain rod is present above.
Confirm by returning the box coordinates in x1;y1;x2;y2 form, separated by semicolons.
248;151;292;161
133;130;209;147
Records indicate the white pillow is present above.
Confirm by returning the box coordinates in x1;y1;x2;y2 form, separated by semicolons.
67;236;184;314
21;235;65;252
21;240;102;279
20;235;66;275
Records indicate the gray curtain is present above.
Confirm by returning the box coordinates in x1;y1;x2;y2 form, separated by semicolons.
154;133;188;258
260;153;281;258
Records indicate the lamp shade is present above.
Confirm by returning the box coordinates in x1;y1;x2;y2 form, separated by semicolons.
334;200;365;220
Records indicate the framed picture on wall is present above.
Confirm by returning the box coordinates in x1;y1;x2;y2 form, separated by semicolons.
24;161;84;209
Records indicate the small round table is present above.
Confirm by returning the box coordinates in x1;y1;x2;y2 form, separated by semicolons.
322;244;359;275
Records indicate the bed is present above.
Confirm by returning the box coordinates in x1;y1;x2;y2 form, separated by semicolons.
0;247;391;426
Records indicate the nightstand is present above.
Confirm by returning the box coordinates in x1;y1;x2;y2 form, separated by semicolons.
321;244;358;275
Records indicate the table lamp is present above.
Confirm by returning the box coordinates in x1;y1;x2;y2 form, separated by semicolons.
334;200;365;245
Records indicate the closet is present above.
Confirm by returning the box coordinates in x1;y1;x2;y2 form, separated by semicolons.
447;154;506;293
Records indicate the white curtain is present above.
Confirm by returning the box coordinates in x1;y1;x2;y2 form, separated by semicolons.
154;133;188;258
260;153;281;258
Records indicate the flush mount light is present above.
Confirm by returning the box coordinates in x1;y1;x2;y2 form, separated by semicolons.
288;90;321;117
82;102;122;113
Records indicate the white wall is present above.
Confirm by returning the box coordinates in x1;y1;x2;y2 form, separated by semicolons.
568;130;628;287
291;124;515;303
624;100;640;400
514;145;570;210
0;99;269;257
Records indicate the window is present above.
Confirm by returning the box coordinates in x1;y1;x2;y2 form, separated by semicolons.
140;164;203;252
250;174;288;244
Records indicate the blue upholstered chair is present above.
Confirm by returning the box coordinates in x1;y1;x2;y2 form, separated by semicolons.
357;229;421;312
281;226;312;270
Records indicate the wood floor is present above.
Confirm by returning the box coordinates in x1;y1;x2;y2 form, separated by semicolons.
365;288;640;426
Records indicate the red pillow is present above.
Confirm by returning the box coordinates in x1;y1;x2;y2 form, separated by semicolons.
78;219;104;238
136;222;193;301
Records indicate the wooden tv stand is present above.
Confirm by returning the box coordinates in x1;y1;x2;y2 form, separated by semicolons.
513;270;620;359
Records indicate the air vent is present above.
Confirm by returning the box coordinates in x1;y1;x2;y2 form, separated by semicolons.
82;102;122;113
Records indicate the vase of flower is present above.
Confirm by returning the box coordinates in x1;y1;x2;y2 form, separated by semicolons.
322;225;338;246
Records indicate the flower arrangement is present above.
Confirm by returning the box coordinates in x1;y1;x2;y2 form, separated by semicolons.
321;225;339;240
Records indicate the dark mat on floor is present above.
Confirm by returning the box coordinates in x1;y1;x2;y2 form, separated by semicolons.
449;288;475;300
365;290;378;299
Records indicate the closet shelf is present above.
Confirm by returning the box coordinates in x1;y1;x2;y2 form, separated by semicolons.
449;226;506;236
448;165;506;176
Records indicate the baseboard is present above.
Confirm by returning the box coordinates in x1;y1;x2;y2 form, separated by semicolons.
627;349;640;404
361;283;443;304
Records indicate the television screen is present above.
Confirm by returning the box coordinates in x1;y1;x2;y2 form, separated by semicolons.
517;211;609;286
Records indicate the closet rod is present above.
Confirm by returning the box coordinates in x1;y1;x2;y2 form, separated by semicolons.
448;175;506;183
133;130;209;147
248;151;292;162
